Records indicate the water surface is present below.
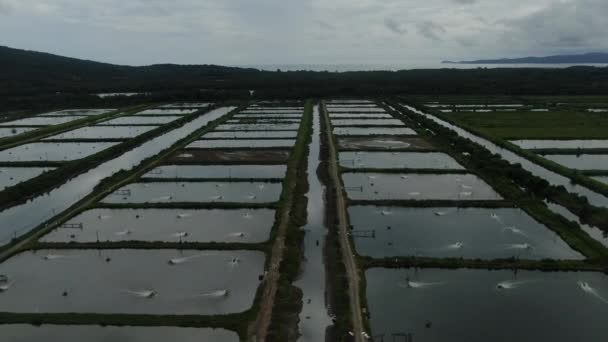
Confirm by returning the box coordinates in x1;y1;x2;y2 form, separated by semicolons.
144;165;286;179
0;249;264;315
44;126;156;140
0;127;36;138
543;154;608;170
188;139;295;148
365;268;608;341
99;116;179;125
512;140;608;149
349;206;582;259
333;127;417;136
339;152;463;170
204;131;298;139
0;116;87;126
0;142;119;162
0;167;55;189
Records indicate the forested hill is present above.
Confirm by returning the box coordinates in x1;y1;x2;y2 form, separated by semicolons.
445;52;608;64
3;45;608;98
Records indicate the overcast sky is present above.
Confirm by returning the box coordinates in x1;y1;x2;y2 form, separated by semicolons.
0;0;606;67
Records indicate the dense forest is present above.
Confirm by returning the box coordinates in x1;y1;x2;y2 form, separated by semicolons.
2;45;608;110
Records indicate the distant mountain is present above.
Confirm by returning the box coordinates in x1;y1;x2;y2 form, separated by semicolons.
443;52;608;64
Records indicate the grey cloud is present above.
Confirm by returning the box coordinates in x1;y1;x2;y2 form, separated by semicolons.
453;0;476;4
314;19;335;30
416;21;445;41
384;17;407;35
0;1;12;14
503;0;608;49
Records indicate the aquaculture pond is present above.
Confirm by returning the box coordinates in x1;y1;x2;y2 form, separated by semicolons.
545;201;608;248
511;139;608;149
329;113;393;119
204;131;298;139
0;107;235;245
0;167;55;189
543;154;608;170
365;268;608;341
40;109;114;116
99;116;179;125
234;114;302;119
41;208;275;243
349;206;582;259
333;127;417;136
0;249;264;315
216;124;300;131
338;137;434;150
342;173;502;201
339;152;464;170
144;165;287;179
102;181;282;204
0;116;88;126
0;127;36;138
227;118;301;124
327;108;386;113
43;126;156;140
160;103;211;108
137;109;197;115
331;119;404;126
188;139;295;149
0;142;119;162
403;105;608;207
0;325;238;342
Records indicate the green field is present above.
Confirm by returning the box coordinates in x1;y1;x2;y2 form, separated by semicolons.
443;110;608;139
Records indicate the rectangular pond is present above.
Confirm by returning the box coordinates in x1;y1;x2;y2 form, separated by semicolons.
204;131;298;139
188;139;295;149
137;109;197;115
511;139;608;149
0;142;119;162
144;164;287;179
338;137;434;150
227;118;300;124
0;249;264;315
102;181;282;203
0;325;238;342
543;154;608;170
349;206;582;259
41;208;275;243
99;116;179;125
327;108;386;113
331;119;405;126
342;173;503;201
0;167;55;190
0;127;37;138
0;116;87;127
594;176;608;185
43;126;156;140
216;124;300;131
329;113;394;119
234;114;302;119
339;152;464;170
365;268;608;341
40;109;114;116
333;127;417;136
160;103;212;108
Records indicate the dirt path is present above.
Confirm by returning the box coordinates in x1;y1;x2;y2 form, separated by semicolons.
320;102;366;342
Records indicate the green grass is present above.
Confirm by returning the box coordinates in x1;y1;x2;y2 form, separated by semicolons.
444;110;608;139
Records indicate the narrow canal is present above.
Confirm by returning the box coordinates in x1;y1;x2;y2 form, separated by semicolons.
295;105;333;341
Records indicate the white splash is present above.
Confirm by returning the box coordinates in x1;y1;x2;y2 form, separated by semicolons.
176;213;192;219
211;195;224;200
258;184;265;190
579;281;608;304
197;289;229;298
434;211;448;216
228;232;246;238
496;279;535;290
0;282;11;292
380;210;392;216
446;242;465;250
459;191;473;196
367;175;377;180
408;192;421;196
168;254;204;265
503;226;528;237
229;257;241;266
400;175;409;180
246;194;257;200
398;280;444;289
98;215;112;220
505;243;533;250
460;184;473;189
242;212;253;219
122;289;157;298
179;153;193;158
172;232;188;238
115;229;132;236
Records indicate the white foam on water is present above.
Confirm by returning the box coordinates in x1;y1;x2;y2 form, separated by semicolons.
505;243;533;250
398;280;445;289
171;231;188;238
153;195;172;202
242;212;253;219
98;215;112;220
115;229;132;236
43;254;70;260
503;226;529;238
197;289;229;298
408;192;421;196
579;281;608;304
176;213;192;219
446;242;465;250
496;279;536;290
122;289;157;298
228;232;246;238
